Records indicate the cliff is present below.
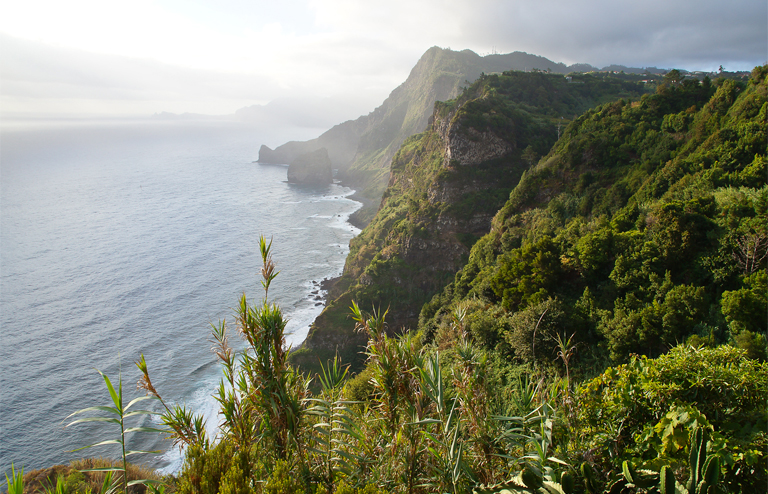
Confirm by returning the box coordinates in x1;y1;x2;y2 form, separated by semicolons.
258;118;365;168
418;68;767;366
259;47;604;225
291;70;650;371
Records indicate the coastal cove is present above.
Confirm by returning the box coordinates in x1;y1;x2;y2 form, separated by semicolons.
0;119;361;473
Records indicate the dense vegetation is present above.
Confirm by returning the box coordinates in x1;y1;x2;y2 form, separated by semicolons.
6;67;765;493
421;67;767;367
296;71;649;373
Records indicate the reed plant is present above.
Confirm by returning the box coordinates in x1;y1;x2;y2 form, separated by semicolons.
65;369;166;494
136;354;208;452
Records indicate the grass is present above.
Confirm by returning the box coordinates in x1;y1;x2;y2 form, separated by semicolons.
19;459;168;494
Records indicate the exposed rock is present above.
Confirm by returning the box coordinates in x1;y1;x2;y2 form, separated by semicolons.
287;148;333;185
444;123;514;165
401;234;468;272
433;108;514;166
257;144;283;164
258;119;364;167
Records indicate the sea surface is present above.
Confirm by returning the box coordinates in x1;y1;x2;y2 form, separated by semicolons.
0;119;361;473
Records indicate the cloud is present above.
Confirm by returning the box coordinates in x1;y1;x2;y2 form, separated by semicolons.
0;35;278;115
447;0;767;70
309;0;766;70
1;0;765;119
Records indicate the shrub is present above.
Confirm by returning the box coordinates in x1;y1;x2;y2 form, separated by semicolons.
575;344;767;490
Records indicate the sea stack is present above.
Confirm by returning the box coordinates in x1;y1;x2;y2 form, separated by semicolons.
287;148;333;185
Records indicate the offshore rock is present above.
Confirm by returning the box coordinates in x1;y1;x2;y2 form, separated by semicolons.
287;148;333;185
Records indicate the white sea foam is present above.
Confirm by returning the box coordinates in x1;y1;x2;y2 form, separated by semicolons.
153;186;361;475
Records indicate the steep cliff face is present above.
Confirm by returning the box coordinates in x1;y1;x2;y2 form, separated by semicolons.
419;70;767;370
434;107;514;166
444;124;515;165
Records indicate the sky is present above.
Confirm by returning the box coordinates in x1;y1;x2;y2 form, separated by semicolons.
1;0;766;128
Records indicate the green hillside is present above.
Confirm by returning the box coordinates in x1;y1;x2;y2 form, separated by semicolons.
294;70;649;370
420;68;767;366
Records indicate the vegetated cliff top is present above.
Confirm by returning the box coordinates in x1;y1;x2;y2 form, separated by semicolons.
421;67;767;365
291;69;655;372
295;65;765;377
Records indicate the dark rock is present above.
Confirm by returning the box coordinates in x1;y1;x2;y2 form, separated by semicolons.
287;148;333;185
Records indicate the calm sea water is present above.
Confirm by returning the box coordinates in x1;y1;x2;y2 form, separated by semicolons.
0;119;360;473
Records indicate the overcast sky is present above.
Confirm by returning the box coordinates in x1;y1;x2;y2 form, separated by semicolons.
1;0;766;124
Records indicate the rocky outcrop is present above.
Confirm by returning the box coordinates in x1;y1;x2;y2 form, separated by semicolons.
444;123;514;165
401;234;468;272
258;118;365;167
261;47;582;224
433;107;513;166
287;148;333;185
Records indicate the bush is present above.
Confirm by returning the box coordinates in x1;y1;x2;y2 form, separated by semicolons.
177;439;265;494
575;344;767;490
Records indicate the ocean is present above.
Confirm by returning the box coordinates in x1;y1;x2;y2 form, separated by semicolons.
0;119;361;473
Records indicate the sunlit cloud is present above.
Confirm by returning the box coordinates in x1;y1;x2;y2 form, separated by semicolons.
1;0;764;119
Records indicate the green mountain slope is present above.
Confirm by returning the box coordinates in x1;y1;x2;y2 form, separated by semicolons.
292;70;650;370
421;67;767;366
258;47;610;224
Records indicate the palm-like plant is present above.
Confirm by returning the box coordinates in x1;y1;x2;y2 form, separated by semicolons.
306;356;367;491
416;352;474;493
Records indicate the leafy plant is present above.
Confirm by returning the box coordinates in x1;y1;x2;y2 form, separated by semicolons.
605;460;659;493
3;463;24;494
416;352;474;493
486;404;575;494
65;368;165;494
305;356;360;491
137;354;208;450
42;475;70;494
659;428;723;494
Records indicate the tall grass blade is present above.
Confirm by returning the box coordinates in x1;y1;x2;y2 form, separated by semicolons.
4;463;24;494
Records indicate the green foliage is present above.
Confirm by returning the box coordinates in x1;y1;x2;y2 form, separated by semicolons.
4;464;23;494
575;345;767;492
424;70;767;367
502;298;566;364
308;70;653;367
333;481;388;494
262;460;304;494
613;428;725;494
137;354;208;450
121;65;768;492
601;278;708;360
42;474;72;494
475;404;575;494
177;439;264;494
485;237;562;312
721;270;768;333
65;369;165;494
